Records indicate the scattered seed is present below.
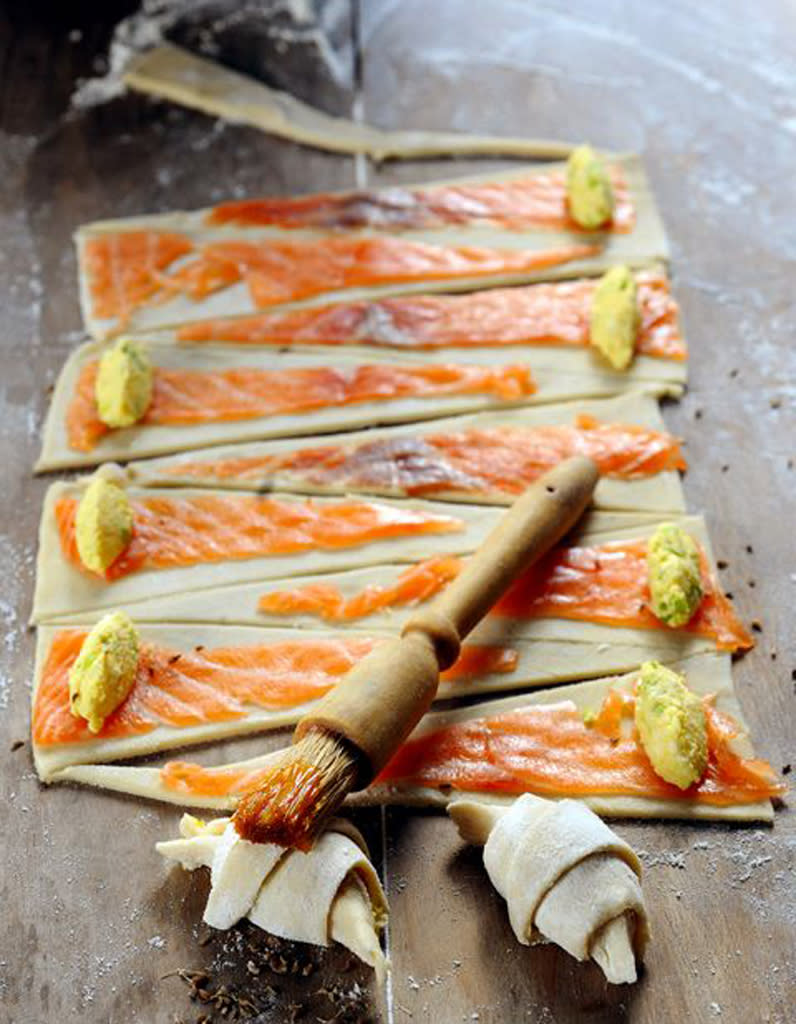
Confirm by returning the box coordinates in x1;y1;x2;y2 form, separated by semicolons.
694;409;703;420
769;397;781;409
746;545;754;554
783;765;792;776
717;560;728;570
748;580;756;588
751;620;763;633
11;740;24;752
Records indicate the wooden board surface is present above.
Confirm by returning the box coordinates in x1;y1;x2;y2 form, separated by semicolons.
1;2;794;1022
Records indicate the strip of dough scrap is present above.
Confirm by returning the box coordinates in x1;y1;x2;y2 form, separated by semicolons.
127;392;687;514
124;43;576;162
448;795;649;984
37;341;681;472
75;157;667;340
32;480;660;624
156;814;389;982
55;653;784;822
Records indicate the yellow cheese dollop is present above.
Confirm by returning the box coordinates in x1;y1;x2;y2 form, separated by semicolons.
68;611;140;733
646;523;704;628
634;660;708;790
589;265;640;370
566;144;615;229
75;476;134;574
95;338;153;428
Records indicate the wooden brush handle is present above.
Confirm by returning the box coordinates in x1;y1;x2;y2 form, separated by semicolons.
294;456;599;785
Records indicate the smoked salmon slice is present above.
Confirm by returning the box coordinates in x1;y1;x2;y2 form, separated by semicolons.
157;684;784;807
178;270;685;361
257;539;752;653
66;359;536;452
32;631;517;747
164;415;685;494
82;230;599;324
375;692;784;807
206;167;635;232
54;494;463;580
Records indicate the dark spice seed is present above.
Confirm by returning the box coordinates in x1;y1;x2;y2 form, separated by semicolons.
717;560;728;569
746;545;754;554
751;620;762;633
11;739;24;751
694;409;703;420
783;765;792;775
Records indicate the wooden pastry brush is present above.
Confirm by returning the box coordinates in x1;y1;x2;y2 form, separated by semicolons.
233;455;599;848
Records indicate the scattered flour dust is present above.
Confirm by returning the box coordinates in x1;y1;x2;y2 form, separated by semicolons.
71;0;347;111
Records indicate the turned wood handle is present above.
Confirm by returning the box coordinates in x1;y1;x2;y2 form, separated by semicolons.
294;456;599;785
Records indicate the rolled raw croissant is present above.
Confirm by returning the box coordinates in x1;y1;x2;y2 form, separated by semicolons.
157;814;389;981
448;794;649;984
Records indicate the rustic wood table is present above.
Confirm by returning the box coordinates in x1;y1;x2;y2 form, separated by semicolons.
1;2;794;1021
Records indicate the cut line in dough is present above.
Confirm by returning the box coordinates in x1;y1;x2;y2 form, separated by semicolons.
124;43;576;163
52;653;778;823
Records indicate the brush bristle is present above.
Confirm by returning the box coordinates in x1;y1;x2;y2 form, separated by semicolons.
233;729;359;849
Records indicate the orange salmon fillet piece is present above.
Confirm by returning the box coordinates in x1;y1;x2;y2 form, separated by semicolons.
66;359;536;452
84;231;194;322
375;690;785;807
158;686;784;807
33;632;516;747
257;539;751;654
206;167;635;233
54;493;464;580
169;415;684;494
177;271;685;361
82;228;599;322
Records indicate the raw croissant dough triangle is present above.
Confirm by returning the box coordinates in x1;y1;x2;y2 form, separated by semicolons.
32;475;656;623
124;391;687;514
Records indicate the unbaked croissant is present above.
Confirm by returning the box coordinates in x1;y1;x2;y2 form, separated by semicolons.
449;794;649;983
157;814;389;981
